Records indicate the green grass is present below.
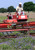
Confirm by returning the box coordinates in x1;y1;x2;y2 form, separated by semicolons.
0;30;35;38
30;30;35;33
28;18;35;21
0;31;23;38
0;39;10;43
0;16;7;23
0;16;35;23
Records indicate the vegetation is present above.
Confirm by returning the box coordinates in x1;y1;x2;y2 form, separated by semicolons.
0;31;23;38
0;39;10;43
0;30;35;38
0;2;35;50
28;18;35;21
0;16;35;23
0;8;7;13
0;16;7;23
0;6;16;13
23;2;35;11
7;6;16;12
0;2;35;13
0;37;35;50
30;30;35;33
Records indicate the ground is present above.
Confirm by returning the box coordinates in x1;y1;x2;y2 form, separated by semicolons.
0;12;35;50
0;12;35;23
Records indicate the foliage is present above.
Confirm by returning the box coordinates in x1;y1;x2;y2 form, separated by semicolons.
7;6;16;12
0;37;35;50
0;16;7;23
0;31;23;37
10;31;23;36
33;4;35;11
31;39;35;45
0;39;10;43
23;2;35;11
0;6;16;13
0;33;4;36
30;30;35;33
0;44;11;50
0;2;35;12
0;8;7;13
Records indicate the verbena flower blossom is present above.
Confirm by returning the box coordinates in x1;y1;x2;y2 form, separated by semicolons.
15;45;17;48
23;41;24;42
19;46;22;48
18;41;21;43
25;44;27;46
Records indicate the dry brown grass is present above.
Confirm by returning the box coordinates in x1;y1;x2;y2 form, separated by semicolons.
0;12;35;18
0;12;15;16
